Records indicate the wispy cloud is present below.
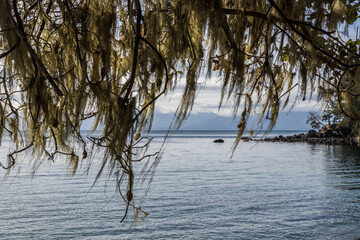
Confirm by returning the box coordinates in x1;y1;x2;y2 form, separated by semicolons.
156;77;322;116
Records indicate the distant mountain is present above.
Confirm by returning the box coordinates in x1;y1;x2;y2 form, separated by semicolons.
152;112;237;131
152;111;312;131
80;111;312;131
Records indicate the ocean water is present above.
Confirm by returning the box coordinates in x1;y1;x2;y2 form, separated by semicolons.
1;131;360;239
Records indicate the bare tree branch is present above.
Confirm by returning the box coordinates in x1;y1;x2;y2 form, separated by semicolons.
4;0;64;96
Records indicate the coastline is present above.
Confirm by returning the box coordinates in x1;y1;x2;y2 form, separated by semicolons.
246;129;357;146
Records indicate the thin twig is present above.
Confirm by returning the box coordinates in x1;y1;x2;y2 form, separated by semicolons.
134;36;170;121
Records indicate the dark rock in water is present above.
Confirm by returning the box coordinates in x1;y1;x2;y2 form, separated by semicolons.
213;139;224;143
307;130;317;137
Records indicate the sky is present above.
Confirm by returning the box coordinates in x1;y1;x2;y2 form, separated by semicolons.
155;76;322;116
155;18;360;118
154;17;360;130
152;76;321;131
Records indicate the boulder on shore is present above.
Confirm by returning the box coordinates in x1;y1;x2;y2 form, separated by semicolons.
324;129;334;138
213;139;224;143
307;129;317;137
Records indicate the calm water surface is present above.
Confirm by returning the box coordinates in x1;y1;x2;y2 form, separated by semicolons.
1;131;360;239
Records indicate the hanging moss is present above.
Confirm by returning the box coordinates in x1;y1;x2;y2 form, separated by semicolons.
0;0;359;221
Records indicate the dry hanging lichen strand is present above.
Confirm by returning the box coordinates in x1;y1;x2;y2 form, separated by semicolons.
0;0;359;221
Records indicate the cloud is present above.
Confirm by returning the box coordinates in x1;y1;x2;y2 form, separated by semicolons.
155;77;322;117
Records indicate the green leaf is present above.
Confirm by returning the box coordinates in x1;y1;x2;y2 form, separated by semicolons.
346;39;355;46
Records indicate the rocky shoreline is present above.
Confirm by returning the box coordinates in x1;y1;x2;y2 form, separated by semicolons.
245;129;358;146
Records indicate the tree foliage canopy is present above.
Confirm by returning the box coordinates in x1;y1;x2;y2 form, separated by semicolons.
0;0;359;220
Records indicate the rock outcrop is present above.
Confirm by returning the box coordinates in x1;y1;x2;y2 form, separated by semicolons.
251;126;356;146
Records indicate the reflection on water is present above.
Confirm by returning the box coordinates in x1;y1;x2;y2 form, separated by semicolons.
0;134;360;239
321;145;360;193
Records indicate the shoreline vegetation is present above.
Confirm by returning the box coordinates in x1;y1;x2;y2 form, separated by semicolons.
244;125;358;146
